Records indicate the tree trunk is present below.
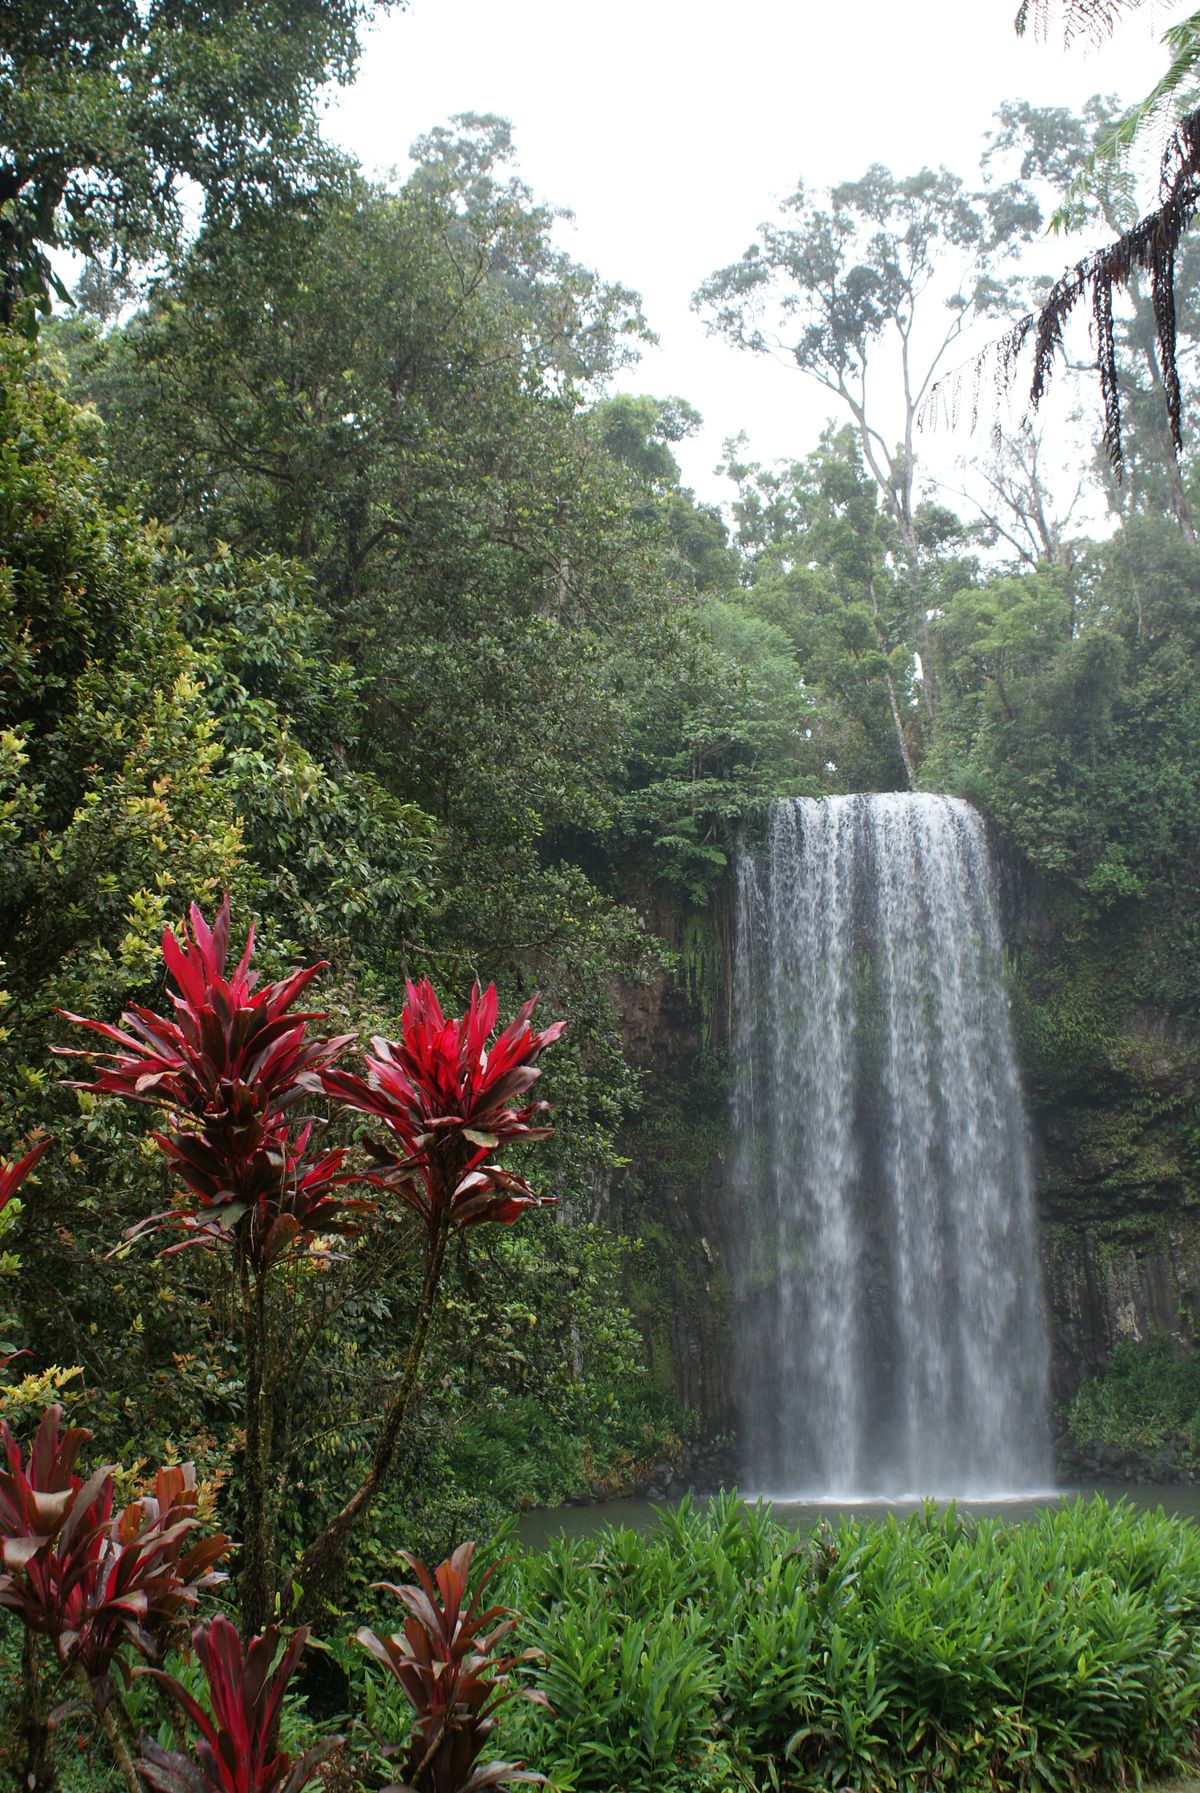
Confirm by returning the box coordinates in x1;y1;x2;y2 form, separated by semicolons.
882;663;917;792
239;1251;276;1635
894;515;939;727
868;578;917;791
18;1629;59;1791
290;1223;449;1622
72;1664;141;1793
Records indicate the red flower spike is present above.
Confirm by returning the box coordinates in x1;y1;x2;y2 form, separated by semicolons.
138;1614;333;1793
0;1138;50;1215
0;1406;229;1693
355;1541;546;1793
321;981;563;1242
53;896;369;1273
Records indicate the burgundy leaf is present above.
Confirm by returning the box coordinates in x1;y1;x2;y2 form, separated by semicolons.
356;1542;545;1793
0;1407;228;1684
0;1138;50;1214
140;1616;332;1793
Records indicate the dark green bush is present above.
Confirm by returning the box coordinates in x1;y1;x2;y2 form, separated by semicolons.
1071;1336;1200;1466
501;1492;1200;1792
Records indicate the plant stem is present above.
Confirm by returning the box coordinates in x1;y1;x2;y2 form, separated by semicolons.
240;1246;276;1634
72;1663;141;1793
165;1688;190;1752
18;1628;58;1791
290;1222;448;1620
411;1716;449;1785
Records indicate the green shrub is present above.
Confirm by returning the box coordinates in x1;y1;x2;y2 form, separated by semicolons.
522;1594;725;1792
1070;1336;1200;1465
503;1493;1200;1792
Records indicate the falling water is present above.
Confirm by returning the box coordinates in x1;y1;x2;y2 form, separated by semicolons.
732;794;1050;1497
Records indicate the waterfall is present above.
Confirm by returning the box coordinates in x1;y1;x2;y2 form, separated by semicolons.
732;793;1050;1498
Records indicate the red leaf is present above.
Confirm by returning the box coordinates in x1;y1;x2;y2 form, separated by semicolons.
0;1138;50;1213
55;900;366;1276
0;1409;227;1682
357;1543;545;1791
141;1617;328;1793
321;983;561;1244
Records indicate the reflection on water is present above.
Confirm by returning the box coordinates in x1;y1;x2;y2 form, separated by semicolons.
517;1484;1200;1553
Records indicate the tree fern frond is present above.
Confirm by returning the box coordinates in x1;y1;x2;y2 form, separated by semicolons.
925;105;1200;467
1048;12;1200;231
1021;106;1200;463
1014;0;1147;43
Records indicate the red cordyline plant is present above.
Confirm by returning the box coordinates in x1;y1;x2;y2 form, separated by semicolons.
0;1404;229;1792
322;980;565;1239
53;899;564;1627
0;1137;51;1214
149;1115;366;1269
356;1541;546;1793
54;896;370;1633
53;895;363;1271
291;981;563;1616
0;1409;229;1673
138;1615;331;1793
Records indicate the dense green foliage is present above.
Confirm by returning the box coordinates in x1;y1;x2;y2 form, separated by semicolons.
6;12;1200;1783
498;1494;1200;1791
0;332;693;1603
41;1493;1200;1791
0;0;402;329
1071;1338;1200;1471
16;1492;1200;1789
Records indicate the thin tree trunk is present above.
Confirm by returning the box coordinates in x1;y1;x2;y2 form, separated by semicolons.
290;1224;448;1622
72;1664;141;1793
882;663;917;791
894;518;939;727
868;578;917;791
19;1628;58;1791
239;1250;275;1635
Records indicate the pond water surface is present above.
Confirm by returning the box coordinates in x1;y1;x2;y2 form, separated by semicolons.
517;1484;1200;1552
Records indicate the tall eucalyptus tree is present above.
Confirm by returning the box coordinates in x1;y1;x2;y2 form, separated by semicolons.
695;161;1039;724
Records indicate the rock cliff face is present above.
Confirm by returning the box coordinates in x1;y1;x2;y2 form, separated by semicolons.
993;832;1200;1433
618;834;1200;1472
609;899;736;1440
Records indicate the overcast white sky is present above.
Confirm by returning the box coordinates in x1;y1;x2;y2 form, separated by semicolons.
326;0;1169;509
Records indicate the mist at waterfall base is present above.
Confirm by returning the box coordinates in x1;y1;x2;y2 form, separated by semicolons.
732;793;1051;1502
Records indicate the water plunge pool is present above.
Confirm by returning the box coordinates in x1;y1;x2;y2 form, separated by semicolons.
517;1482;1200;1551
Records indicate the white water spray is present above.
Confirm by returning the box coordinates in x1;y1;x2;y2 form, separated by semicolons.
732;794;1050;1497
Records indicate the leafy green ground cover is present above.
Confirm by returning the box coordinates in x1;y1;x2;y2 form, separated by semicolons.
499;1493;1200;1792
7;1492;1200;1790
